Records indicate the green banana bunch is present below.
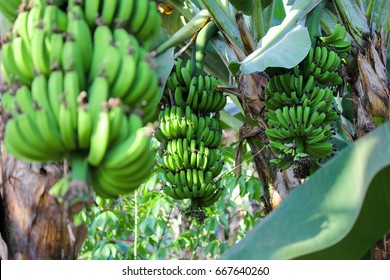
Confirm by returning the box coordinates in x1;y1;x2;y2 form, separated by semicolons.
319;23;352;58
163;58;227;112
83;0;161;49
263;30;351;177
87;25;160;121
2;72;155;197
1;0;162;199
1;2;69;85
90;114;156;198
156;59;226;210
299;45;343;86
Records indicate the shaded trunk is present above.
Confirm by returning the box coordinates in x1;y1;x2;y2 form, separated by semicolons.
0;12;91;260
350;32;389;137
0;149;88;259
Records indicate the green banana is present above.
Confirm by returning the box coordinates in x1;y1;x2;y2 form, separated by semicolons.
47;70;64;124
128;0;148;33
67;11;92;72
84;0;101;28
12;36;35;83
88;25;113;84
100;0;119;26
58;102;77;150
87;107;111;166
115;0;134;28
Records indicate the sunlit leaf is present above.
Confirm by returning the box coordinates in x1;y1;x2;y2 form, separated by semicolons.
239;24;311;74
230;0;321;75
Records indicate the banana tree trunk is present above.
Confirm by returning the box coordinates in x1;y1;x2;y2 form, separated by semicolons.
0;146;88;259
229;15;299;210
351;32;390;136
0;12;90;260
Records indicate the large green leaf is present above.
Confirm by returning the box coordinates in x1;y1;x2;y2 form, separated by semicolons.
232;24;311;74
155;48;175;98
221;122;390;259
230;0;321;75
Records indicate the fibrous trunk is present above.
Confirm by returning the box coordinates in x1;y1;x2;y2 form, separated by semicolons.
0;150;88;259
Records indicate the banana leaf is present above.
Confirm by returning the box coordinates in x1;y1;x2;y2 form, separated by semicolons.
221;122;390;259
229;0;322;75
155;48;175;98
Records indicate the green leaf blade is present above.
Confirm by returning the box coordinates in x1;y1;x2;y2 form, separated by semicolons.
239;25;311;73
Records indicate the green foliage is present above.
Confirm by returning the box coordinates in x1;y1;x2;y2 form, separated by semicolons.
78;141;265;260
231;0;323;75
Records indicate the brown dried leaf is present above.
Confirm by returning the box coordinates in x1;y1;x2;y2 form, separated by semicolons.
270;169;300;209
357;53;389;118
237;72;268;117
236;12;256;56
1;154;88;259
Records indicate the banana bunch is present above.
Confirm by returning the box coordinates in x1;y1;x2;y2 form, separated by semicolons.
156;106;223;148
0;0;162;198
2;1;161;120
2;75;154;197
88;25;161;123
89;113;156;198
156;59;226;208
163;59;227;113
264;32;350;176
300;45;343;86
319;23;352;57
84;0;161;48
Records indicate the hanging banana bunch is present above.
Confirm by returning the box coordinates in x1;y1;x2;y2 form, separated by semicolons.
263;23;351;178
0;0;162;198
155;21;226;212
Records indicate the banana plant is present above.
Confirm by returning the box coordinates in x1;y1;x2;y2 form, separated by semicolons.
155;0;389;259
158;0;323;208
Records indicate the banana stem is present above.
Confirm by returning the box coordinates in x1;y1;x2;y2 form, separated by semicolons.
69;155;89;183
191;20;219;76
156;9;211;56
190;198;200;210
294;137;305;154
251;0;265;41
